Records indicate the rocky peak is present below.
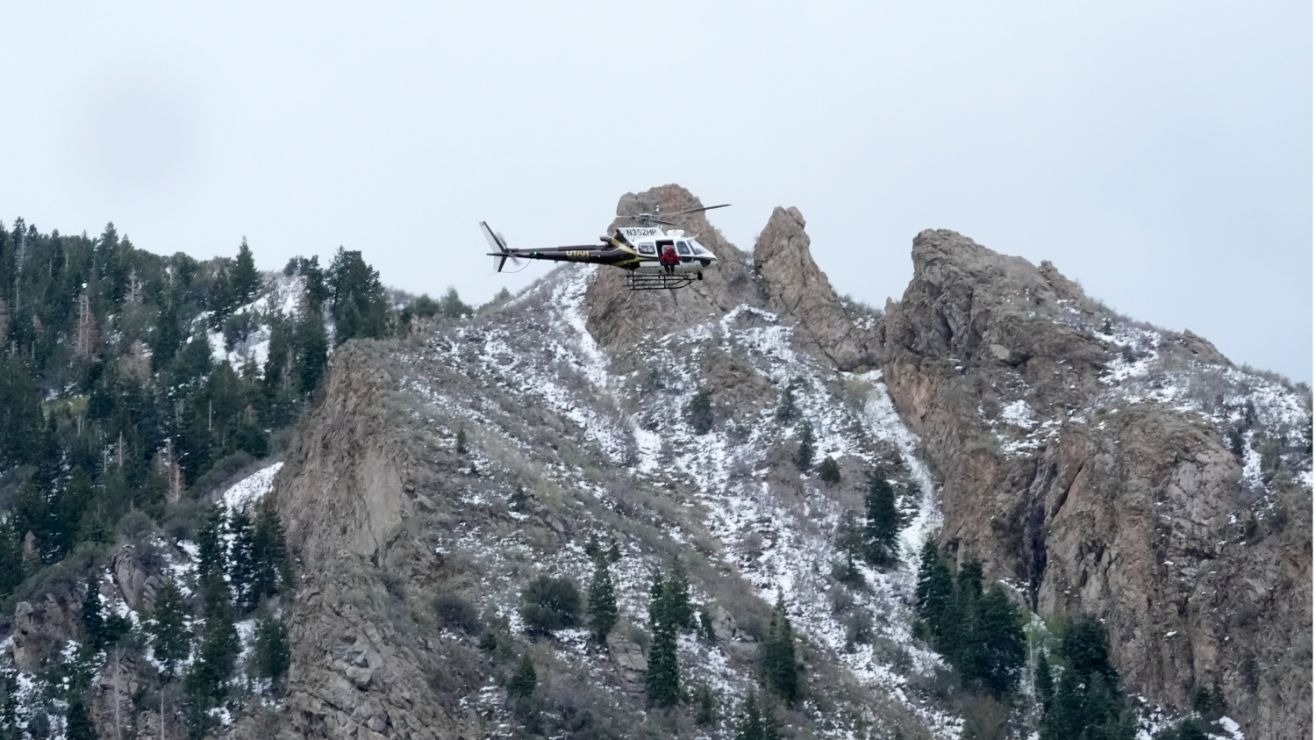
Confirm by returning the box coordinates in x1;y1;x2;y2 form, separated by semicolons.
753;206;880;371
585;184;880;372
890;229;1102;364
881;228;1312;738
584;184;757;351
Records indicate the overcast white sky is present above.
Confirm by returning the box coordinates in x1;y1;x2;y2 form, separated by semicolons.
2;3;1311;380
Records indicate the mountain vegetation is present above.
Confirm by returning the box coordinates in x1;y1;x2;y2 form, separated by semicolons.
0;218;479;736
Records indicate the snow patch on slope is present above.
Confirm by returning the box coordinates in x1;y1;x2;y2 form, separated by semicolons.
221;463;283;512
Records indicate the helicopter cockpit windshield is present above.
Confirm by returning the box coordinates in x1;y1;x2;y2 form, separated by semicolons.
684;240;716;262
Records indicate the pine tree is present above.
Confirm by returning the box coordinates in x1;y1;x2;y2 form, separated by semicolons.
863;472;900;567
1060;616;1118;684
65;693;98;740
208;268;235;328
795;422;815;472
328;248;390;345
1192;683;1228;720
583;534;602;561
183;695;214;740
699;609;717;643
762;594;799;705
648;571;666;627
187;584;240;707
195;503;228;590
299;256;329;308
0;662;18;740
0;519;24;601
252;613;291;690
735;692;765;740
0;357;42;470
228;509;257;613
761;698;781;740
151;299;183;371
775;382;798;423
645;617;680;707
834;510;863;563
438;287;472;319
231;238;260;306
974;586;1026;697
1039;616;1134;740
507;653;536;698
645;571;681;708
818;455;841;485
587;557;618;645
293;306;328;394
687;389;714;435
251;498;293;603
666;558;694;630
915;540;956;654
80;572;105;654
262;315;294;408
1035;652;1054;710
12;481;44;566
149;579;191;680
952;559;985;679
693;684;717;726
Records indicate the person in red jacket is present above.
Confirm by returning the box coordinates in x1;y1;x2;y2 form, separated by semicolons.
659;244;679;275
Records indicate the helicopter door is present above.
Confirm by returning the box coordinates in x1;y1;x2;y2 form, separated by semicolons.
676;241;693;262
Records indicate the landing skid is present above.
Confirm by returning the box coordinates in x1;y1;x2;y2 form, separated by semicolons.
626;272;700;291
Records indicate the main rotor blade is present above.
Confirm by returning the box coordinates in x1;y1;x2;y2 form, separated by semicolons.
661;203;731;219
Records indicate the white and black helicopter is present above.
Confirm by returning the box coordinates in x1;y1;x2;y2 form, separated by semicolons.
481;203;729;291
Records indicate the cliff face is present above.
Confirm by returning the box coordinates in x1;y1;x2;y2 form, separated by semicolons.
241;211;940;739
881;229;1312;738
257;343;478;739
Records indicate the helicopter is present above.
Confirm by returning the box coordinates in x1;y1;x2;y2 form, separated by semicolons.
481;203;729;291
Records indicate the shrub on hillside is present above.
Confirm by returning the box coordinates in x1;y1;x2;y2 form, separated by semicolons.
433;592;482;635
520;576;581;635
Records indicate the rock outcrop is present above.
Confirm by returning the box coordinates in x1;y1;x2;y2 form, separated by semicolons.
249;343;477;740
585;184;881;373
753;206;881;372
584;184;758;351
13;590;78;673
881;229;1312;738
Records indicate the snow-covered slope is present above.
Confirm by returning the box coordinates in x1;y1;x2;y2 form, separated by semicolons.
392;266;962;738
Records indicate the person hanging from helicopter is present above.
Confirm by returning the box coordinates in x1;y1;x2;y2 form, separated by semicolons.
659;243;680;275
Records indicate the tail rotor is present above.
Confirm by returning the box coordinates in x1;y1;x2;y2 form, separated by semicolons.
480;221;524;273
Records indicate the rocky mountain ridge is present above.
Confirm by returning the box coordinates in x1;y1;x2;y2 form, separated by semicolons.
3;185;1307;739
881;228;1311;738
248;184;1308;739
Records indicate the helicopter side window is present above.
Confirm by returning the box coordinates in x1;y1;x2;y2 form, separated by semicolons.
676;241;692;257
637;243;656;256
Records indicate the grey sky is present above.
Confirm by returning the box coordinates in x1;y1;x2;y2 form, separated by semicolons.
3;2;1311;381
